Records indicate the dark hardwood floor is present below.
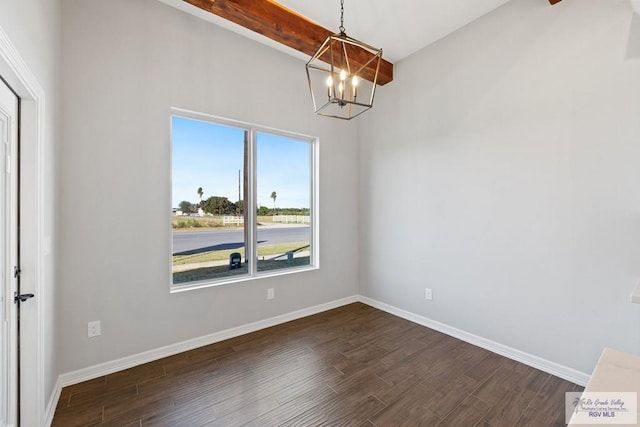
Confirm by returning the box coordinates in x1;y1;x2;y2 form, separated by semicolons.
53;303;582;426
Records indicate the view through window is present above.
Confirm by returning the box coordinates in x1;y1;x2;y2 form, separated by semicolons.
171;113;316;288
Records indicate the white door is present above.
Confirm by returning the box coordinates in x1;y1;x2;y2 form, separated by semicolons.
0;78;19;427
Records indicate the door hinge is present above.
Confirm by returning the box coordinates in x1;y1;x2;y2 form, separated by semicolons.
13;266;21;278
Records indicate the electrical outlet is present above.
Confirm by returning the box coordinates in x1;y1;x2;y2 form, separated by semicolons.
267;288;275;300
88;320;101;338
425;288;433;301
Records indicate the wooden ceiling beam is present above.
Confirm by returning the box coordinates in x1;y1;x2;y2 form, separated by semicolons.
549;0;562;4
183;0;394;85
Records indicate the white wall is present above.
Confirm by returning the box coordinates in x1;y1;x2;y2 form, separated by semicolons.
359;0;640;375
59;0;359;373
0;0;60;417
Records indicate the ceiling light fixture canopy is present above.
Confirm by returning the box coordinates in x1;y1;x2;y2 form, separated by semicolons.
305;0;383;120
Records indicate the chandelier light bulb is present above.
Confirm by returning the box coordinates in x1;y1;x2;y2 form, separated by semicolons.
340;69;347;81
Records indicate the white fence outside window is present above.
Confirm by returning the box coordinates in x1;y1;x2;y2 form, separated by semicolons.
223;215;244;225
272;215;310;224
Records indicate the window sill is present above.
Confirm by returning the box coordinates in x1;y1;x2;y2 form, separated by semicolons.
170;264;319;294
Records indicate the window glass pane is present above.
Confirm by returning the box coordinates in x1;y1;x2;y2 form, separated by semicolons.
172;116;248;285
256;132;311;273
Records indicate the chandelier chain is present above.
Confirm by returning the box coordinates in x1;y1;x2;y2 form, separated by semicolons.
339;0;345;33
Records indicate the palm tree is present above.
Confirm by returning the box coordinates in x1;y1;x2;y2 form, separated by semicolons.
270;191;277;209
196;187;204;215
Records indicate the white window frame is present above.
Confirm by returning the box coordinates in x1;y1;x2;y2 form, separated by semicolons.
170;108;319;292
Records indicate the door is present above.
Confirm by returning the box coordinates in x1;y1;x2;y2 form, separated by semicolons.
0;77;19;427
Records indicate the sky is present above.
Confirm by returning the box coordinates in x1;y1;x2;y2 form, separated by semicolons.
172;116;311;209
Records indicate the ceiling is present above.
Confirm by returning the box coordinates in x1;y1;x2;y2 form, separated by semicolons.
275;0;513;63
158;0;513;64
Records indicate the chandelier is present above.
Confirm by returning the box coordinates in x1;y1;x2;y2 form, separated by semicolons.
305;0;383;120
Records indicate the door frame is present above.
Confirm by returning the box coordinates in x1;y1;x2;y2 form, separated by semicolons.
0;75;19;427
0;26;46;427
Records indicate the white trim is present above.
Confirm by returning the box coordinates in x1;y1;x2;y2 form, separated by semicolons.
0;78;18;427
43;377;61;427
0;25;46;427
310;134;320;270
48;292;590;422
359;295;590;387
57;295;359;387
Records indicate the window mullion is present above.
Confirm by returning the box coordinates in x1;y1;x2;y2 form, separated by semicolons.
248;128;258;276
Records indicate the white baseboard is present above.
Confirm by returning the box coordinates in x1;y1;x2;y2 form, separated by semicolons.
47;292;590;426
359;295;590;387
46;295;358;426
44;376;62;427
56;295;359;389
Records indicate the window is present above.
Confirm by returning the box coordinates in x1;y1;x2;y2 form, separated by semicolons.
171;110;317;290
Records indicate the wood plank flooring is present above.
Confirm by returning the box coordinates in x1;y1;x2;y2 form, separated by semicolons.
53;303;583;426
